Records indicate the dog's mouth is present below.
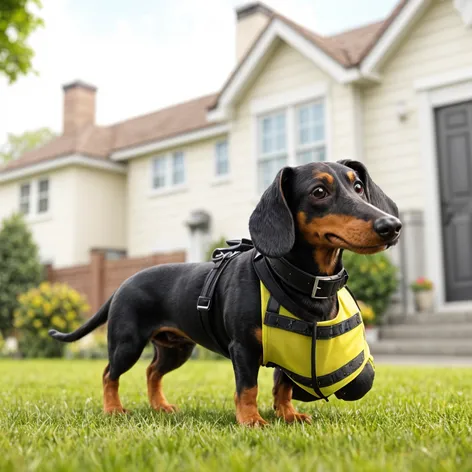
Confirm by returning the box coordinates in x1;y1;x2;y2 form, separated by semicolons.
325;233;399;253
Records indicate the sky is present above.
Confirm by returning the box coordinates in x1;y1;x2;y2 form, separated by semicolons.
0;0;398;145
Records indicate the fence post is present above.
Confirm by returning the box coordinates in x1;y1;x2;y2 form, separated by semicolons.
90;249;105;314
45;263;55;283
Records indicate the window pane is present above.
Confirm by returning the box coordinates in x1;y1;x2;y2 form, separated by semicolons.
258;155;287;193
296;147;326;165
19;183;30;214
259;112;286;156
215;141;229;176
172;152;185;185
297;102;325;146
39;179;49;192
152;157;167;189
38;198;49;213
37;179;49;214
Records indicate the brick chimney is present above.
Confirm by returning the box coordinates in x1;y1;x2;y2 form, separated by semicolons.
62;80;97;135
235;3;272;62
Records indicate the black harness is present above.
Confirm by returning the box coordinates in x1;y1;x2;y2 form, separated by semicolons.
196;239;349;365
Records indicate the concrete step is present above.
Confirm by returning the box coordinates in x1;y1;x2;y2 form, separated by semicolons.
380;323;472;340
387;311;472;325
370;339;472;357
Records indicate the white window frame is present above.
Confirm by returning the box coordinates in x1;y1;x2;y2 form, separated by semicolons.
19;182;31;215
251;83;331;195
19;177;51;219
150;151;187;196
37;178;49;214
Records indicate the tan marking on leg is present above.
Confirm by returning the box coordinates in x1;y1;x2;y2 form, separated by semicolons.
273;382;311;424
102;366;126;414
235;386;267;427
253;327;262;344
146;362;178;413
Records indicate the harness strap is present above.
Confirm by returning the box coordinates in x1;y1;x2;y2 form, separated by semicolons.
264;295;328;402
264;311;362;339
197;252;239;356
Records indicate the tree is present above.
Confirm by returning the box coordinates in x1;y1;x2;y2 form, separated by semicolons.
0;0;44;83
0;127;55;162
0;213;44;336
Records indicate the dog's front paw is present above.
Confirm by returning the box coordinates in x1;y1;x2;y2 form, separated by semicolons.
237;413;268;427
275;404;312;424
151;403;178;414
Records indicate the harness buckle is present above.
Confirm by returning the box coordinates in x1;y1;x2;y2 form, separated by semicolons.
197;296;212;311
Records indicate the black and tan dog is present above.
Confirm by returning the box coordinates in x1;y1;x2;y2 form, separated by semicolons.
49;159;401;426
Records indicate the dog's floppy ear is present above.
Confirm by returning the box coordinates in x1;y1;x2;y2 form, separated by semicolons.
338;159;399;217
249;167;295;258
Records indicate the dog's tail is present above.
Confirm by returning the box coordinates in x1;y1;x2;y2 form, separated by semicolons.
48;295;113;343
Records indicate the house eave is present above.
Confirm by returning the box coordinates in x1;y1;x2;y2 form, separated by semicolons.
0;154;127;184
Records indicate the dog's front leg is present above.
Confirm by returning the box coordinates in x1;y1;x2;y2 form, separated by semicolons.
229;341;267;427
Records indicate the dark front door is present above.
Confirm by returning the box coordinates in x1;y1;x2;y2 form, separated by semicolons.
436;102;472;302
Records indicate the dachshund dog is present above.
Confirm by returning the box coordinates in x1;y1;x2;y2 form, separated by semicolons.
49;159;401;426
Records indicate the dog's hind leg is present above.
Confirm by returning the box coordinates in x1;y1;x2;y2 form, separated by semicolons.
146;342;195;413
103;332;148;414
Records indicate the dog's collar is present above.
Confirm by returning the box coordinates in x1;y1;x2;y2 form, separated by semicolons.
267;257;348;299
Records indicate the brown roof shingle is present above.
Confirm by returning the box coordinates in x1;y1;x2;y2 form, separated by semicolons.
1;1;407;175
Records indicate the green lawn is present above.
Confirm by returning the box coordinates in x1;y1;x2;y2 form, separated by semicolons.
0;359;471;472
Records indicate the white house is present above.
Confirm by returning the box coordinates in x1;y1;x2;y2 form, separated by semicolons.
1;0;472;314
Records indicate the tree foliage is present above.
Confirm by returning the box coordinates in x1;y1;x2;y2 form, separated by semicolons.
0;127;55;162
0;0;44;83
0;213;44;336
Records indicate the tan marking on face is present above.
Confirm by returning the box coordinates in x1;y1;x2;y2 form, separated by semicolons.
347;171;356;183
273;381;312;424
313;171;334;185
146;360;178;413
103;366;126;414
313;248;340;276
235;387;267;427
297;211;387;254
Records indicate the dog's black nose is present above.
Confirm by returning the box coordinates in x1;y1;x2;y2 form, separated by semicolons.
373;216;402;240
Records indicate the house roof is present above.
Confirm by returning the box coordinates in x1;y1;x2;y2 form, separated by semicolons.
0;0;410;175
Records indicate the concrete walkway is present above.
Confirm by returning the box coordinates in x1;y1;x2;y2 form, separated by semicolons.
374;355;472;366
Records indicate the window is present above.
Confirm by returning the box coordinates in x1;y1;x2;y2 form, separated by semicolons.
19;183;30;214
256;99;327;192
151;151;185;190
215;140;229;176
257;111;287;192
296;101;326;165
38;179;49;213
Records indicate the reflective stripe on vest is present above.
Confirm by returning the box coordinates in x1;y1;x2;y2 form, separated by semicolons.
260;284;374;400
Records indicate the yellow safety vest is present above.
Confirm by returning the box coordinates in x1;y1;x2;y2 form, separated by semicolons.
261;284;374;400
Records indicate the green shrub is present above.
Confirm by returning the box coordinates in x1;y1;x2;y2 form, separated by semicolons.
0;213;44;336
14;282;89;358
343;251;398;323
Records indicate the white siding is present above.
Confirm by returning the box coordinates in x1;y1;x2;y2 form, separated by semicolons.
0;166;127;268
0;168;77;267
363;0;472;211
73;167;127;263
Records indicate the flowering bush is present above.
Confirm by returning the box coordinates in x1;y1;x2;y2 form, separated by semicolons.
343;251;398;323
410;277;433;292
14;282;89;358
357;301;376;327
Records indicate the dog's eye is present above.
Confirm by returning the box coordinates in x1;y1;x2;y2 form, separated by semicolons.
354;181;364;195
312;186;328;199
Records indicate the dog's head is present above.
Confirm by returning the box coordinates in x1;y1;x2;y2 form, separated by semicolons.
249;160;401;258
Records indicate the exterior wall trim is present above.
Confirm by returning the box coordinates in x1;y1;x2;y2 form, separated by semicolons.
111;124;230;161
0;155;127;184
